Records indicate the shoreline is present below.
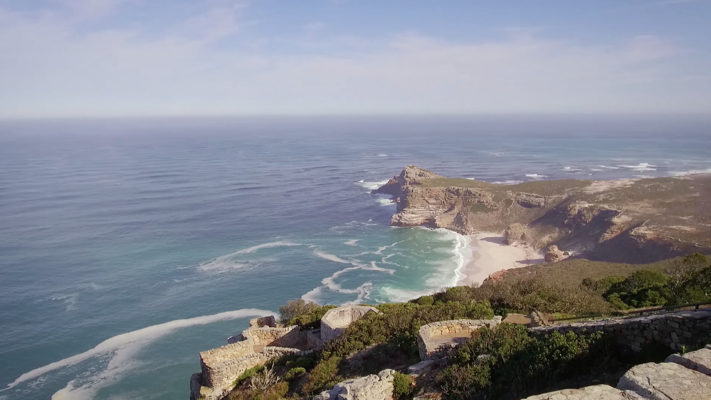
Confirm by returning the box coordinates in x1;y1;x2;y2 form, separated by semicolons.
457;232;543;286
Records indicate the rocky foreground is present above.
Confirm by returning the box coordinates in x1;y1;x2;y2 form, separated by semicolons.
375;166;711;263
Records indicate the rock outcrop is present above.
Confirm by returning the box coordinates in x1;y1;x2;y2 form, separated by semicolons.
522;384;644;400
617;361;711;400
313;369;396;400
375;166;711;263
320;305;378;342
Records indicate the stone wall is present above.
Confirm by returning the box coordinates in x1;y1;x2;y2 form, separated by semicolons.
306;329;325;351
531;310;711;352
321;306;379;342
417;318;502;360
243;325;304;348
196;347;301;400
249;315;277;328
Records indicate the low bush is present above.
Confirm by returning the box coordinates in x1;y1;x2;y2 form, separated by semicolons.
393;372;415;400
439;324;615;400
284;367;306;381
279;299;323;324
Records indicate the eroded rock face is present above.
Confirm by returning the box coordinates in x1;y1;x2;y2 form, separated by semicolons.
313;369;396;400
375;165;711;263
617;362;711;400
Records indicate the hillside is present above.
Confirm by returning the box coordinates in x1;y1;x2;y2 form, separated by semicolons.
374;165;711;263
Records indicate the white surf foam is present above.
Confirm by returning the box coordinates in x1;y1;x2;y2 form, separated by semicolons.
619;163;656;172
313;250;350;264
356;179;389;191
525;174;547;179
589;168;604;172
381;287;434;303
598;165;620;170
670;168;711;176
4;309;276;394
305;261;395;304
49;293;79;312
344;239;359;246
563;166;580;172
376;198;395;206
492;180;523;185
197;242;298;272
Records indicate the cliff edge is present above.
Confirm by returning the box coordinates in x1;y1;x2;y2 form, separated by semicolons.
375;165;711;263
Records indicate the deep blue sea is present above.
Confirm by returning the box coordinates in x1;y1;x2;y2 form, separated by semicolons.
0;116;709;400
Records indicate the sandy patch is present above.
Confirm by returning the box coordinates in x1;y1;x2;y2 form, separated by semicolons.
458;233;544;286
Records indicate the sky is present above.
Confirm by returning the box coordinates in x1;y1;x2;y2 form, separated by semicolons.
0;0;710;118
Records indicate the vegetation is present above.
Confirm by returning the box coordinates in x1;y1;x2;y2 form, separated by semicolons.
228;253;710;399
279;299;321;324
438;324;669;400
393;372;414;400
582;253;711;310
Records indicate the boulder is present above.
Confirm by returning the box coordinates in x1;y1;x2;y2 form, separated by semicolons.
313;369;395;400
504;223;528;245
522;384;644;400
666;347;711;376
544;245;564;262
617;362;711;400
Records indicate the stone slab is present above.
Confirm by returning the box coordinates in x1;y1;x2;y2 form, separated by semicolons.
617;362;711;400
408;360;435;375
313;369;395;400
666;348;711;376
522;384;644;400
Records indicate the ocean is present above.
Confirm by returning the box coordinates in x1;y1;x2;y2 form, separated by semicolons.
0;116;709;400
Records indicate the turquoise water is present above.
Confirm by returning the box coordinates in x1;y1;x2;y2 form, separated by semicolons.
0;116;710;400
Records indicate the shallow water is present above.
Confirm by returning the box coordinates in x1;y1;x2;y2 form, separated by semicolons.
0;116;709;400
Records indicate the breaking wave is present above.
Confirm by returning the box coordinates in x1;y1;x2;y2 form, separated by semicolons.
4;309;276;397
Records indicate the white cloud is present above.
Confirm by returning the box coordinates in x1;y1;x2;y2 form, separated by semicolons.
0;5;709;117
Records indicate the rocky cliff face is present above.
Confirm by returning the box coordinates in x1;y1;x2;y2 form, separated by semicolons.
375;166;711;263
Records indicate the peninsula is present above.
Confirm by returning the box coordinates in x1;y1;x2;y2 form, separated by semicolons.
374;165;711;264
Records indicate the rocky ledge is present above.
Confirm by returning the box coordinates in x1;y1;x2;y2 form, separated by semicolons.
374;166;711;263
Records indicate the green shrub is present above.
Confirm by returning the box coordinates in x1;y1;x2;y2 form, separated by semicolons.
284;367;306;380
439;324;614;400
416;295;434;306
286;304;338;328
604;270;670;308
393;372;414;400
471;276;612;315
279;299;322;324
234;365;265;388
301;356;342;395
227;381;289;400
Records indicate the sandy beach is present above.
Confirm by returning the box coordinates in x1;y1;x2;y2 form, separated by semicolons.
458;233;543;286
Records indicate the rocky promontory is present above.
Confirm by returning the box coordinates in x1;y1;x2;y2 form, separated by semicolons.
375;165;711;263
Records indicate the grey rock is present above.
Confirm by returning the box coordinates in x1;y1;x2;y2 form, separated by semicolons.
617;362;711;400
666;348;711;376
522;384;644;400
313;369;395;400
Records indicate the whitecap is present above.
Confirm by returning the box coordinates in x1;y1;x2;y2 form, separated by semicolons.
4;309;276;395
492;180;523;185
344;239;359;246
618;163;656;172
562;166;580;172
231;241;299;255
525;174;547;179
589;168;604;172
598;165;620;170
47;293;79;312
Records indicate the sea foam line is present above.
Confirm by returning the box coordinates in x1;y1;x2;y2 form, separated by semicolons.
3;309;276;392
198;241;299;272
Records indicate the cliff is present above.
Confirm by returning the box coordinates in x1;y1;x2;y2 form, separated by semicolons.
374;165;711;263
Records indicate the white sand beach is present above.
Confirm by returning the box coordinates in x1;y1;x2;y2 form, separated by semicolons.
458;233;544;286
